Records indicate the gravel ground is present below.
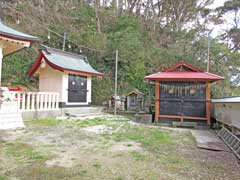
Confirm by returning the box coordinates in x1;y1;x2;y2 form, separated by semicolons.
0;115;239;180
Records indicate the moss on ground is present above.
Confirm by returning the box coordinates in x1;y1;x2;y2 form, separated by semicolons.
110;124;171;146
3;141;47;163
75;118;127;128
0;176;7;180
25;118;61;127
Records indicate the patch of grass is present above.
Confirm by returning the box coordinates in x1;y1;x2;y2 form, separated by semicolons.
160;154;183;166
25;118;61;127
0;176;7;180
16;164;89;180
5;142;47;163
121;113;134;120
76;118;124;128
93;162;101;169
79;170;88;176
111;124;171;148
115;177;124;180
131;152;145;161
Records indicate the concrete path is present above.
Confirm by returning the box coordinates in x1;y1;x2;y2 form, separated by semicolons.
191;130;229;151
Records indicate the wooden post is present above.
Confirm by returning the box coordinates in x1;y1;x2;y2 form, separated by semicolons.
48;93;52;109
26;92;31;110
17;92;21;110
206;82;211;125
40;93;44;110
180;117;183;122
56;93;59;109
62;32;67;51
207;29;213;72
155;81;160;122
0;46;3;86
114;50;118;115
148;81;151;113
36;93;40;110
22;93;26;110
31;93;35;110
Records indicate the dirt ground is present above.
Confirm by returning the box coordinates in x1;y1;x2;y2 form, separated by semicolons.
0;115;239;180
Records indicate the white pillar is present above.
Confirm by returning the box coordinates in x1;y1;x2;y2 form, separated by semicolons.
87;76;92;104
0;47;3;86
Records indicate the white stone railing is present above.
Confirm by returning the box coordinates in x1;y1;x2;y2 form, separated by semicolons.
10;92;59;111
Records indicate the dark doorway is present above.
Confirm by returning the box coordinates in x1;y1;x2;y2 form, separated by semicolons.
68;74;87;103
160;82;206;118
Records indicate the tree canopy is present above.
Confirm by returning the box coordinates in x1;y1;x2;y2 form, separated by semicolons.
0;0;240;103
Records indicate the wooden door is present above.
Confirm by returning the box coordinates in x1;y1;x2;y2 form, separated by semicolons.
68;74;87;103
160;82;206;118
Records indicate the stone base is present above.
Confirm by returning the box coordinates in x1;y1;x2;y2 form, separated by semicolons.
0;101;25;130
134;114;153;125
0;112;25;130
62;106;105;116
22;110;61;121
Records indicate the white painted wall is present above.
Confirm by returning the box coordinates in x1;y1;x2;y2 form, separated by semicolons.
62;73;68;103
39;64;63;101
87;76;92;103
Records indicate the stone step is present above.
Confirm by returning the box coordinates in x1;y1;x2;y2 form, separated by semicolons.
69;112;104;117
62;106;105;115
67;113;108;120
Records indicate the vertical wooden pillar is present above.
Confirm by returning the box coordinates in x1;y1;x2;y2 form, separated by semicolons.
206;82;211;125
180;117;183;122
155;81;160;122
0;46;3;86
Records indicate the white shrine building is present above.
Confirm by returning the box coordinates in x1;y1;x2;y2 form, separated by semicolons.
28;45;103;108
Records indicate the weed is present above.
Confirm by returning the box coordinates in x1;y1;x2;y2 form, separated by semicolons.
111;125;171;149
131;152;145;161
5;142;46;163
76;118;125;128
93;163;101;169
115;177;124;180
25;118;61;127
0;176;7;180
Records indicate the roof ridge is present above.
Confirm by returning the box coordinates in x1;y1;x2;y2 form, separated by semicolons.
40;45;87;61
28;49;103;77
0;21;40;41
163;60;203;72
205;72;225;79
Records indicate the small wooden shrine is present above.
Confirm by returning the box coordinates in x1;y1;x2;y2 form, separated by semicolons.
145;60;224;125
125;89;144;111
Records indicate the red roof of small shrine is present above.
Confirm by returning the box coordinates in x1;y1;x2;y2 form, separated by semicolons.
145;60;224;82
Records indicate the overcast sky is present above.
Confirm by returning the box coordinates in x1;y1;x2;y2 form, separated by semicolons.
207;0;234;37
208;0;226;8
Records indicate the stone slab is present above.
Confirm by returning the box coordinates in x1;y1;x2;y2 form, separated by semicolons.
191;130;229;151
